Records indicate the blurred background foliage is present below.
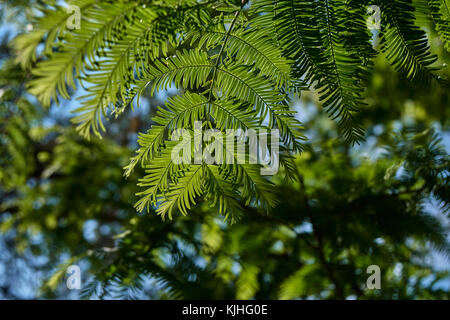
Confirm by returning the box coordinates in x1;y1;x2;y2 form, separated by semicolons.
0;1;449;299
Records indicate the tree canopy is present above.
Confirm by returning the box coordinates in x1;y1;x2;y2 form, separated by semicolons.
0;0;449;299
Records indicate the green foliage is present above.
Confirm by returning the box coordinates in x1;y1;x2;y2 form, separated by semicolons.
11;0;449;219
378;0;440;83
424;0;450;52
1;14;449;298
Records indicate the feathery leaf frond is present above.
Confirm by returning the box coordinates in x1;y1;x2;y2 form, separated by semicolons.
17;0;448;219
